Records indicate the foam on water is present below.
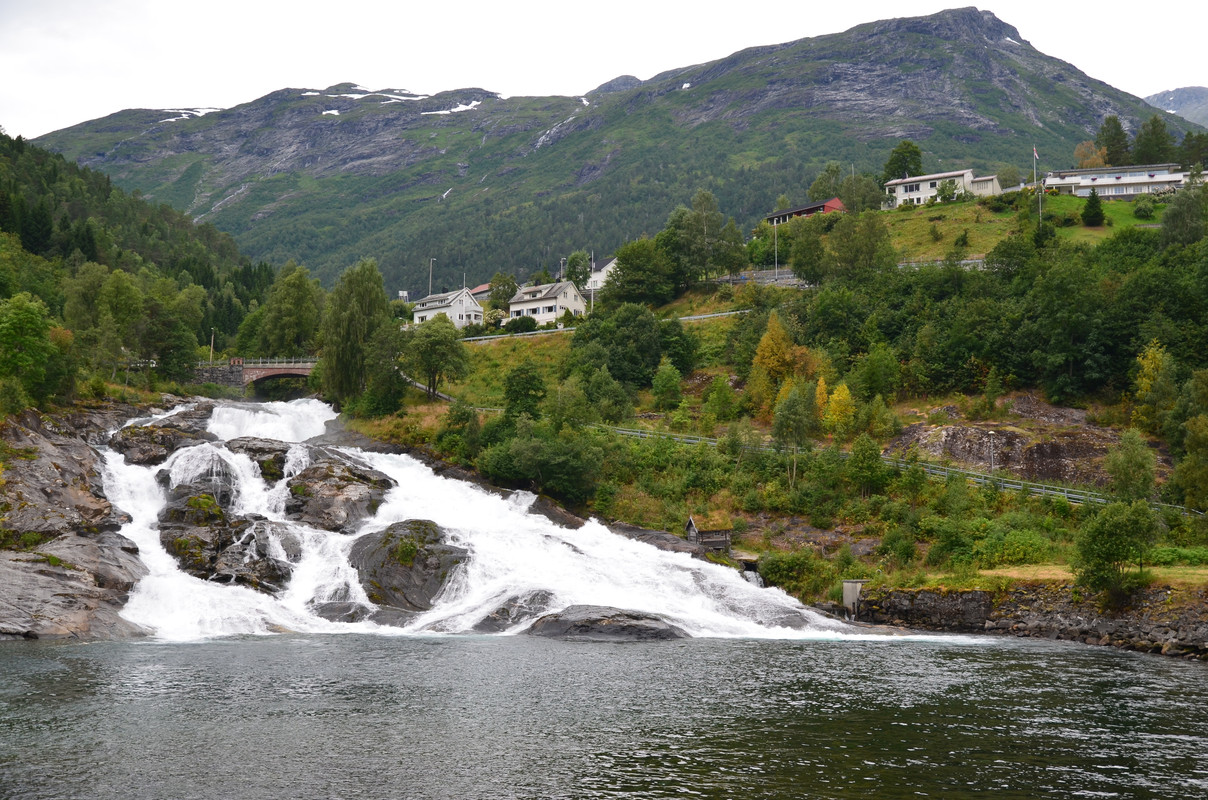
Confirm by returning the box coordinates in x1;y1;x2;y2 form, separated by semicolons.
110;400;907;642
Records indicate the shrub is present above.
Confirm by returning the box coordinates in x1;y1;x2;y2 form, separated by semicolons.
504;315;538;334
758;549;835;598
1133;195;1156;220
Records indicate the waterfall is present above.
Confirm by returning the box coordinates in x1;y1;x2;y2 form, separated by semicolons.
110;399;855;641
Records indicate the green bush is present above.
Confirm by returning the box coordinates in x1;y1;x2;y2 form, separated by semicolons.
758;549;836;598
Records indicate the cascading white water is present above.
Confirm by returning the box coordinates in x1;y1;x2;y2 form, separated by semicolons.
111;399;864;641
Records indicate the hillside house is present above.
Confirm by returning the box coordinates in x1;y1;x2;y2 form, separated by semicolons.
883;169;1002;208
412;287;483;329
508;281;587;326
765;197;846;226
585;257;617;294
1043;164;1187;199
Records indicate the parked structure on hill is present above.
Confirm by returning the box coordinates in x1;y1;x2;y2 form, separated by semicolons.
765;197;847;226
883;169;1002;208
508;281;588;326
412;287;484;329
1043;163;1188;199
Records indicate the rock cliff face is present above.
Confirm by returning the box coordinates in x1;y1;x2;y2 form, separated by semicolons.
0;405;148;640
860;584;1208;661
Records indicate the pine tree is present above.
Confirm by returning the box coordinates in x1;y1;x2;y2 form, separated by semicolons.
1082;187;1105;227
1095;115;1131;166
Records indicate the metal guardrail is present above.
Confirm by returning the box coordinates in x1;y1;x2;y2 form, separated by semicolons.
590;424;1199;516
195;357;317;367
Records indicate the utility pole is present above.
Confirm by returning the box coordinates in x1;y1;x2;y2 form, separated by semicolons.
429;258;435;296
209;328;215;364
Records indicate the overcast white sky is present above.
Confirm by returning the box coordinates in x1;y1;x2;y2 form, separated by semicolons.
2;1;1205;140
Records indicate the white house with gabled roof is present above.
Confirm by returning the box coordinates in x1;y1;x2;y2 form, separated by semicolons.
412;287;483;329
883;169;1002;208
508;281;587;325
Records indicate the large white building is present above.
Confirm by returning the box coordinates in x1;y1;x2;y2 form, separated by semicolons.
412;287;483;329
508;281;587;326
1043;164;1187;199
883;169;1002;208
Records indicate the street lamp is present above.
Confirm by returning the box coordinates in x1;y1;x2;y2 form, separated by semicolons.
428;258;435;296
209;328;215;364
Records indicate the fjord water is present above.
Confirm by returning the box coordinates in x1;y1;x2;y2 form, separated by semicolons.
2;401;1206;798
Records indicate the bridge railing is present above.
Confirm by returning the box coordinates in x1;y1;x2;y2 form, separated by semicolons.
195;357;318;368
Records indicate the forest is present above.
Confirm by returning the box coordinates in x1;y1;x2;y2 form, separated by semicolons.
4;125;1208;602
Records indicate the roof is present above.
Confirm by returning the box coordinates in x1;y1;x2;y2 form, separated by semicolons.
469;282;492;296
414;287;478;308
510;281;581;304
1046;163;1181;178
764;197;845;223
883;169;974;187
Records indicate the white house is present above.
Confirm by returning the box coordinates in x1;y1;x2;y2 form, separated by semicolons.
508;281;587;326
1043;164;1187;199
883;169;1002;208
585;257;617;293
412;287;483;329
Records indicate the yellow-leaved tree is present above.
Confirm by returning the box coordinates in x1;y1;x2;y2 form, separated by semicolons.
1132;340;1178;435
824;383;857;441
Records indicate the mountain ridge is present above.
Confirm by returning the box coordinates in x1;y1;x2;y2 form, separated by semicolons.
1146;87;1208;128
34;7;1197;292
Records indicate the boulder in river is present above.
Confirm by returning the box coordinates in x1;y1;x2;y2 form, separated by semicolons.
347;520;468;626
284;449;394;533
524;605;690;641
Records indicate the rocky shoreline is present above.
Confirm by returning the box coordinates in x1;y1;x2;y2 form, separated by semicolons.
859;584;1208;661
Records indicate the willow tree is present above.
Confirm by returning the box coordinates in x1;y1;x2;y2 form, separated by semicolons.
319;258;389;405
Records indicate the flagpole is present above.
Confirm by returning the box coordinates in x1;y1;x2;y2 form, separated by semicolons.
1034;145;1041;226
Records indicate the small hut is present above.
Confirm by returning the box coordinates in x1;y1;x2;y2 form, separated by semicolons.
684;515;731;555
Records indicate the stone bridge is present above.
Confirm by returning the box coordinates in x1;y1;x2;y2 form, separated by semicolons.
194;357;316;387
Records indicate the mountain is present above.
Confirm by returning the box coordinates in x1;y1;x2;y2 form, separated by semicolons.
34;7;1194;293
1146;87;1208;128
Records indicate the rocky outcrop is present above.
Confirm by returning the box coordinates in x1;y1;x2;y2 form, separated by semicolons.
284;449;394;532
226;437;292;482
1;404;153;640
109;423;217;466
525;605;689;641
157;491;294;593
346;520;468;626
607;522;709;560
861;584;1208;660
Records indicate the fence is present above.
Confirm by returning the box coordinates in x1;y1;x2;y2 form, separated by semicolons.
590;424;1199;517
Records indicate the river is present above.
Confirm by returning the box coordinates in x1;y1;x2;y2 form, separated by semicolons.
1;400;1206;798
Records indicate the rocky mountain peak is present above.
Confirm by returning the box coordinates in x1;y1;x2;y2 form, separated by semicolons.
865;7;1029;47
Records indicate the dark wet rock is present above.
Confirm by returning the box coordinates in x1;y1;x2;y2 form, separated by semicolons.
109;423;217;466
157;494;292;593
227;437;293;482
861;584;1208;661
284;449;394;532
473;590;556;633
526;605;689;641
310;601;376;624
607;522;708;560
348;520;468;625
156;446;240;509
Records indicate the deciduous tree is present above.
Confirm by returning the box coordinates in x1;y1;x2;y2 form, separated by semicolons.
882;140;923;183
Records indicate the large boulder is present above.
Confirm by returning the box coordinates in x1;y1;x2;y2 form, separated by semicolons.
284;450;394;532
472;590;556;633
109;423;217;466
226;437;294;482
157;493;293;593
524;605;690;641
347;520;468;626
